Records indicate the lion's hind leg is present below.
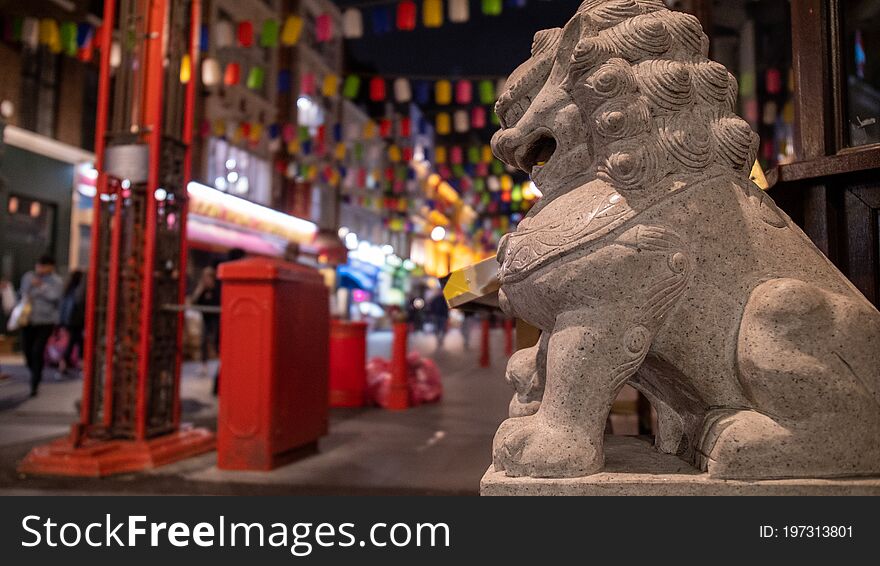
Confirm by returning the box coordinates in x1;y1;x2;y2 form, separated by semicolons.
703;278;880;479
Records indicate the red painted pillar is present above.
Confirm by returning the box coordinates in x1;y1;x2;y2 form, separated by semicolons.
504;318;514;357
386;321;410;410
480;317;491;368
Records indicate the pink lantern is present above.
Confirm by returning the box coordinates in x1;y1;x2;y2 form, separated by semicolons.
455;80;472;104
315;13;333;42
471;106;486;129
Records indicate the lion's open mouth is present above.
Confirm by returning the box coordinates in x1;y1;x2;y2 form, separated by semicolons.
516;132;557;178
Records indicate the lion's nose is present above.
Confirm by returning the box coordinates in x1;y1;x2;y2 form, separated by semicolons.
491;128;522;169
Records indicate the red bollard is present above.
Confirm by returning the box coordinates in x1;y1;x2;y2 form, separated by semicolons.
480;317;491;368
385;321;410;410
504;318;514;357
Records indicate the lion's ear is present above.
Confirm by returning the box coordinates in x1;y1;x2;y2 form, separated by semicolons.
557;11;596;69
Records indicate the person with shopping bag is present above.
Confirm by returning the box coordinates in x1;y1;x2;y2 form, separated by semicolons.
19;255;63;397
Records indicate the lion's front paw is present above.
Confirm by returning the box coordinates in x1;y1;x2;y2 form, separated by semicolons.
493;415;603;478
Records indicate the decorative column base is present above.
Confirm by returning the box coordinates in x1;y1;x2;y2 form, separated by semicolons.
481;436;880;496
17;425;215;478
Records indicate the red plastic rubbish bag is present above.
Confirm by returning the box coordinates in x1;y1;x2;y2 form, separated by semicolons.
365;352;443;408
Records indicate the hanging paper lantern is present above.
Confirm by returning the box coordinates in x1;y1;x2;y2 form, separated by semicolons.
455;80;472;105
380;118;393;138
435;80;452;105
215;20;234;48
476;162;489;176
454;110;469;132
179;53;193;84
237;21;254;47
316;13;333;42
60;21;77;57
300;72;316;95
282;123;296;143
40;19;61;53
402;146;413;161
246;66;265;90
277;69;292;93
21;18;39;49
394;78;412;103
223;62;241;86
397;1;417;31
415;81;431;105
487;176;501;192
424;0;444;27
450;146;463;165
369;77;386;101
471;106;487;129
507;0;527;7
481;145;493;163
335;142;347;161
478;80;495;104
322;74;339;97
400;117;412;137
491;159;504;175
199;24;209;52
388;145;402;162
343;8;363;39
281;16;303;45
372;6;392;35
449;0;470;23
343;75;361;98
435;146;447;164
363;121;377;139
201;58;220;87
468;146;480;164
436;113;451;135
249;123;264;144
482;0;503;16
259;19;280;47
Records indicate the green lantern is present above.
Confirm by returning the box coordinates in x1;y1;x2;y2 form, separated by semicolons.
259;19;280;48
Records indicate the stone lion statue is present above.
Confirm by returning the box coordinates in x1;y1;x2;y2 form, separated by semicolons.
490;0;880;479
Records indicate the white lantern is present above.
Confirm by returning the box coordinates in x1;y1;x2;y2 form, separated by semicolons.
453;109;469;133
487;175;501;192
109;41;122;68
342;8;363;39
214;20;234;48
394;78;412;103
21;17;40;49
201;57;221;86
449;0;469;23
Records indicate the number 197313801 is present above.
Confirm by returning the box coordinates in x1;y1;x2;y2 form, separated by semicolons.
759;525;853;538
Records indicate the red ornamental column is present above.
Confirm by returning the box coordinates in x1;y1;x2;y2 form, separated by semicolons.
386;321;410;410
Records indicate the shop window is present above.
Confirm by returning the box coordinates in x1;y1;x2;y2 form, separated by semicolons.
710;0;794;168
19;46;60;138
5;194;56;249
206;137;272;205
841;0;880;147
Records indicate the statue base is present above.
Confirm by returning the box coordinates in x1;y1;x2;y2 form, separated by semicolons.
481;436;880;496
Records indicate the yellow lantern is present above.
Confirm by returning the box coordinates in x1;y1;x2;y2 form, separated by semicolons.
435;80;452;105
501;174;513;191
435;146;447;164
322;74;339;97
436;112;451;135
423;0;443;28
481;144;493;163
281;16;303;46
334;142;347;161
179;54;192;84
388;144;402;162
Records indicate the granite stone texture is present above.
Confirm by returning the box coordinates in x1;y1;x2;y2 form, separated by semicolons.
488;0;880;483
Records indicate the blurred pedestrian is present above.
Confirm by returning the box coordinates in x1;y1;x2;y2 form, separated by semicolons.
428;291;449;348
1;277;15;380
20;255;63;396
58;270;86;375
192;266;220;372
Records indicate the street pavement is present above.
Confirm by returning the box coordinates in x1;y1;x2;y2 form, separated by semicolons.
0;327;514;495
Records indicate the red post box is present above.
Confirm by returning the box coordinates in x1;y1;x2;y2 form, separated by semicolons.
329;320;368;407
217;258;329;470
